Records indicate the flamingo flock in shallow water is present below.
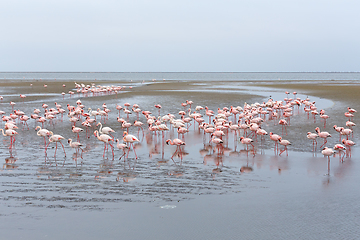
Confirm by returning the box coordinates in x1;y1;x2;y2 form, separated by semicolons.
0;82;357;175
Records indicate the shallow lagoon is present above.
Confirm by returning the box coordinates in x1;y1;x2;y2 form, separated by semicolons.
0;74;359;239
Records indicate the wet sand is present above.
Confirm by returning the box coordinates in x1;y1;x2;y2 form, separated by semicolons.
0;79;359;239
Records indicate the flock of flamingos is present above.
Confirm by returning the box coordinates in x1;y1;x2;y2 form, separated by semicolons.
0;82;357;171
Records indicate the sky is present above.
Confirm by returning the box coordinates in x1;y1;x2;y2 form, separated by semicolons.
0;0;359;72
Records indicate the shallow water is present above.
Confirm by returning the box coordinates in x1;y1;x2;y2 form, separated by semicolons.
0;74;359;239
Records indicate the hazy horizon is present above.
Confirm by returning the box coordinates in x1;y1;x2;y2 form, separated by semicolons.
1;0;359;72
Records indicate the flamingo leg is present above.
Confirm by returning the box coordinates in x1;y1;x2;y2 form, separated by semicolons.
319;139;327;149
54;142;58;157
109;143;114;158
126;145;131;159
132;143;138;159
60;142;66;157
119;150;126;161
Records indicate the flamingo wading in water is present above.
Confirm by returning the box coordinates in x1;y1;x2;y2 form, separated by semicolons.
122;131;140;159
166;138;186;160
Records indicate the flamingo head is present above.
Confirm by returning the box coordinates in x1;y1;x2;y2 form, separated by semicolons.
166;139;171;145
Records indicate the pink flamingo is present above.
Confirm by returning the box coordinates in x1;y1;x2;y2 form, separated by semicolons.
97;122;115;139
115;139;129;160
0;128;18;149
307;132;318;150
94;130;114;158
319;113;329;128
322;147;334;175
10;102;16;112
278;138;291;156
47;132;66;157
315;127;331;148
155;104;162;116
134;120;144;135
20;94;26;102
121;121;132;132
116;104;123;117
19;115;30;130
205;107;214;123
239;136;254;152
166;138;186;160
333;144;346;162
35;126;50;149
278;119;288;135
340;128;352;140
123;131;140;159
269;132;281;153
342;139;355;157
72;126;84;142
68;138;84;159
347;107;357;113
346;120;356;130
344;112;354;121
333;125;343;141
211;136;224;154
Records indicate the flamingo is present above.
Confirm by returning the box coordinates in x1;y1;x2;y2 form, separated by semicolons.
94;130;114;158
322;147;334;175
340;128;352;140
123;131;140;159
155;104;162;116
269;132;281;153
210;136;224;154
116;104;123;117
315;127;331;148
0;128;18;149
35;126;50;149
333;125;343;141
19;115;30;130
20;94;26;102
346;121;356;129
342;139;355;157
278;138;291;156
239;136;254;151
115;139;129;160
166;138;186;160
97;122;115;138
319;113;329;128
121;121;132;132
72;126;84;142
134;120;144;135
347;107;357;113
47;132;66;157
307;132;318;150
333;144;346;162
68;138;84;159
278;119;288;135
344;112;354;121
